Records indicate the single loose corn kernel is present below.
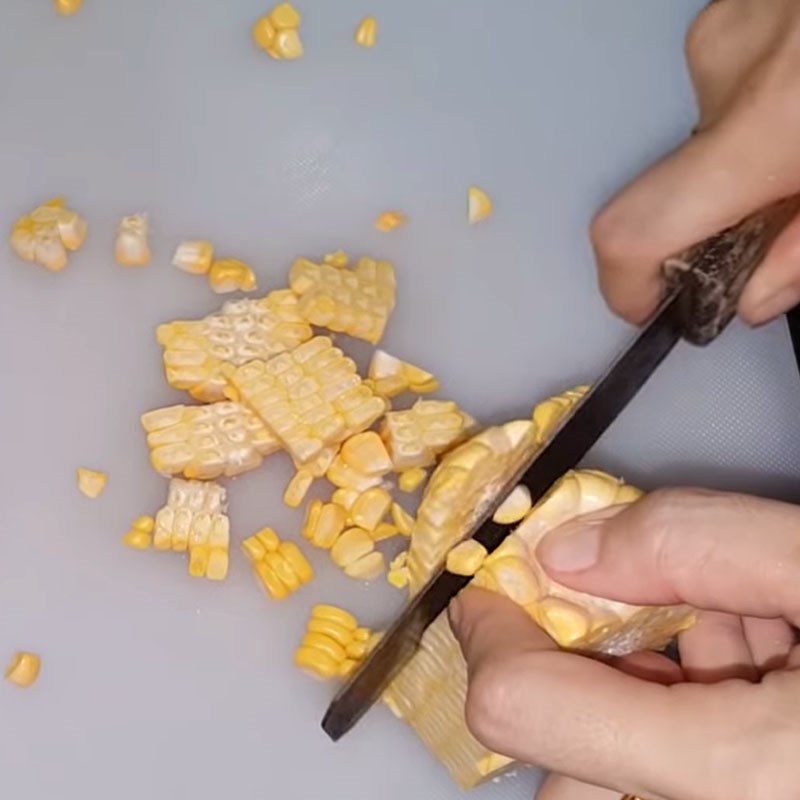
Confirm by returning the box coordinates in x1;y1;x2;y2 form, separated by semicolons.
54;0;82;14
172;240;214;274
122;515;155;549
269;2;301;29
344;550;385;580
269;28;304;60
5;652;40;688
375;211;406;232
283;470;314;508
341;432;393;476
468;186;493;224
208;258;257;294
493;485;533;524
446;540;488;576
302;502;347;549
331;488;360;511
350;487;392;532
252;16;277;50
326;455;384;492
387;550;409;588
323;250;349;268
331;528;375;568
77;468;107;499
368;350;439;398
398;467;427;493
355;16;378;47
371;522;400;542
115;214;151;266
390;502;414;536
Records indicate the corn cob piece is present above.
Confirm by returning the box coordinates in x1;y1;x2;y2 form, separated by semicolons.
141;402;280;479
532;385;589;444
222;337;387;465
366;350;439;399
386;469;695;788
294;605;372;680
114;214;151;266
289;257;396;344
10;197;87;271
242;528;314;600
5;652;41;688
77;467;107;498
381;400;477;471
153;479;229;581
157;290;312;402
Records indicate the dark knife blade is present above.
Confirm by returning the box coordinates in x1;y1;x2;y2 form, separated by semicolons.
322;289;684;741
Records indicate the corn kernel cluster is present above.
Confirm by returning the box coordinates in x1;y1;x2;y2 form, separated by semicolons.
11;197;87;272
122;515;155;550
252;3;303;60
366;350;439;399
532;385;589;444
242;528;314;600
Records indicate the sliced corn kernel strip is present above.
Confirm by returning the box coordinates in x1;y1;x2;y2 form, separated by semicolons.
355;16;378;47
54;0;82;14
296;605;370;681
367;350;439;399
331;488;360;511
340;431;393;476
77;468;107;499
157;291;312;402
398;467;427;493
468;186;493;225
115;214;151;266
223;337;387;465
5;652;40;688
289;257;396;344
10;198;86;271
331;528;375;568
141;402;281;479
390;502;414;536
302;501;347;549
283;470;314;508
532;385;589;444
208;258;257;294
343;550;385;581
243;528;313;600
294;647;338;679
381;399;476;470
371;522;400;542
172;240;214;274
312;604;358;630
350;487;392;532
375;211;406;232
323;250;349;268
122;515;155;550
492;485;532;524
446;540;487;576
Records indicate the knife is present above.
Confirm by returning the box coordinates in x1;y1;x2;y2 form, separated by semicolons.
322;196;800;742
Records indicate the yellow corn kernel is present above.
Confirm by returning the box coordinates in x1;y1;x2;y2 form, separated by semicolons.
343;550;385;581
11;198;86;271
302;632;346;663
283;470;314;508
244;529;313;599
269;2;301;29
77;468;107;499
307;618;354;648
375;211;406;232
289;257;397;344
387;550;409;588
242;527;280;561
390;551;408;571
323;250;349;268
252;16;276;50
345;640;368;659
390;502;414;536
123;515;155;549
141;402;281;479
532;385;589;444
115;214;151;266
5;652;41;688
616;483;643;504
254;560;288;599
326;455;384;492
398;467;427;493
294;647;338;680
172;240;214;274
493;485;533;524
367;350;439;399
303;502;347;549
341;431;393;476
301;500;323;540
296;606;371;680
331;488;360;511
355;16;378;47
446;540;488;576
371;522;400;542
338;659;358;678
468;186;493;224
352;626;371;642
54;0;82;13
208;258;257;294
269;29;303;60
535;598;590;646
279;541;314;583
331;527;375;568
312;604;358;630
350;487;392;532
265;551;301;591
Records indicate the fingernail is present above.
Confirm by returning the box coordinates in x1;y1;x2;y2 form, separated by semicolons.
537;524;602;573
448;596;463;629
743;285;800;326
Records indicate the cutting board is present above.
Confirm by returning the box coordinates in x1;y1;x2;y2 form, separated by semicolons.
2;2;798;799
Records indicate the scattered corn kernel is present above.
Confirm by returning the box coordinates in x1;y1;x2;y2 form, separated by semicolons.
295;605;370;680
367;350;439;398
375;211;406;232
323;250;349;268
371;522;400;542
54;0;82;14
446;540;488;576
350;487;392;532
268;28;303;59
283;470;314;508
5;652;40;688
302;501;347;549
77;468;107;499
398;467;427;493
326;454;385;492
331;527;375;568
390;502;414;536
172;240;214;274
269;2;301;29
242;526;281;561
208;258;257;294
493;485;533;524
387;550;409;588
331;488;360;511
341;432;393;476
115;214;151;266
252;16;277;50
344;550;385;580
122;515;155;549
468;186;493;224
243;527;313;600
10;198;86;271
355;16;378;47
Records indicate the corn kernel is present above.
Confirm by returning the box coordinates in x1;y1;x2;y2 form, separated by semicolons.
355;16;378;47
208;258;257;294
296;606;371;680
352;626;371;641
283;470;314;508
303;502;347;549
323;250;349;268
123;515;154;549
114;214;151;266
493;485;532;524
398;467;427;493
468;186;493;224
244;528;313;599
312;604;357;630
341;431;393;476
350;487;392;532
338;659;358;677
345;640;368;659
326;455;385;492
294;647;338;680
77;468;107;499
308;618;354;647
279;541;314;583
255;560;289;599
331;527;375;568
532;386;589;444
446;540;488;576
343;550;385;580
5;652;40;688
302;632;346;662
368;350;439;399
390;551;408;571
10;198;86;271
331;488;360;511
375;211;406;232
172;240;214;274
252;16;277;50
390;502;414;536
54;0;82;14
371;522;400;542
269;28;304;60
269;2;301;29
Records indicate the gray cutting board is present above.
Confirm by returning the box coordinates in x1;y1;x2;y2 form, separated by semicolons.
2;1;798;799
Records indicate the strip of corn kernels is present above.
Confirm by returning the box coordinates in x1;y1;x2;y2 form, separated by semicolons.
242;528;313;600
294;605;371;680
532;385;589;444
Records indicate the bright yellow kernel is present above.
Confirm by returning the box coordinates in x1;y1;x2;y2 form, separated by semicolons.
398;467;427;493
283;470;314;508
375;211;406;232
114;214;151;267
252;16;277;50
350;487;392;532
265;551;301;591
123;516;154;550
206;550;229;581
331;488;360;511
371;522;399;542
269;2;301;29
326;455;384;492
493;485;533;524
77;468;107;499
278;541;314;584
208;259;258;294
302;633;346;663
172;240;214;274
331;528;375;568
355;16;378;47
341;432;393;476
338;659;358;677
270;28;303;60
352;626;371;642
312;604;358;630
294;647;339;680
308;618;354;647
241;536;267;562
54;0;82;15
390;502;414;536
302;500;323;542
254;560;289;600
345;640;368;659
310;503;348;549
323;250;349;268
468;186;493;224
343;550;385;580
387;568;409;589
255;527;281;552
5;652;41;688
446;540;488;576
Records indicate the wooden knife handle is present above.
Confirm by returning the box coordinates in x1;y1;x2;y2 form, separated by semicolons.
663;196;800;346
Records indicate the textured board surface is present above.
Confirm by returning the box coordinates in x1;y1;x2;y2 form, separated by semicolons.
3;1;799;799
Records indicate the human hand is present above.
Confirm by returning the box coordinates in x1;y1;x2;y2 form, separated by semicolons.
591;0;800;327
449;488;800;800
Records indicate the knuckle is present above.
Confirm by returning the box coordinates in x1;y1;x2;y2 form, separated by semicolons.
464;660;514;750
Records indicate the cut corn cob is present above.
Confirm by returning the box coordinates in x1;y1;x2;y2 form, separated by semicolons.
10;197;87;271
157;290;312;402
5;652;41;688
532;385;589;444
208;258;257;294
289;257;396;344
172;240;214;274
141;402;280;479
367;350;439;399
54;0;82;14
398;467;427;493
242;528;313;600
445;540;487;576
375;211;406;232
295;605;371;680
122;515;155;550
492;484;532;524
355;16;378;47
115;214;151;266
381;399;476;470
468;186;492;225
386;468;695;789
154;479;229;581
77;468;107;499
222;337;387;465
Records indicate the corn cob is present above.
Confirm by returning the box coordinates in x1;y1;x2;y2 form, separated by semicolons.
153;479;229;581
156;290;312;402
242;528;314;600
386;468;695;788
10;197;87;271
381;400;476;471
366;350;439;399
294;605;372;680
141;402;280;479
222;337;387;465
289;257;396;344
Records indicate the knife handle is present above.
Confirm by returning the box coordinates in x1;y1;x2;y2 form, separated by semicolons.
664;196;800;345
